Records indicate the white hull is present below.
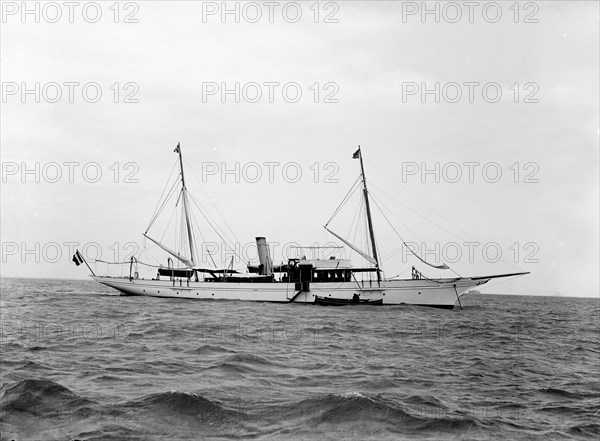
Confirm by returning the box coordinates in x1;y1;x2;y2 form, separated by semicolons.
92;275;489;308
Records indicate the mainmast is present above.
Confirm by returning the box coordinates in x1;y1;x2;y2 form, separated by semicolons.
175;142;196;265
355;146;380;282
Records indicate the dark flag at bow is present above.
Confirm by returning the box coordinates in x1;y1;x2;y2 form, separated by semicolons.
72;250;84;266
174;142;180;153
352;148;361;159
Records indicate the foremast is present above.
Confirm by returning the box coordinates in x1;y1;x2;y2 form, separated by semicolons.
175;143;196;266
355;146;381;283
143;142;197;268
323;146;382;283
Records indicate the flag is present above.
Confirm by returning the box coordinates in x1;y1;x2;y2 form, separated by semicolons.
352;148;361;159
174;142;180;153
72;250;84;266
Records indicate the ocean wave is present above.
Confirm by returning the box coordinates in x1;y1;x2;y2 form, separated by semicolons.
189;344;236;355
121;390;235;421
0;377;114;440
539;387;583;398
568;423;600;436
204;352;282;375
280;392;476;433
224;352;279;366
115;390;256;438
0;378;93;413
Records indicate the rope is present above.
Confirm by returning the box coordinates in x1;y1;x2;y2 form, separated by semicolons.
325;175;362;226
187;192;245;263
370;182;469;243
94;259;162;268
188;200;217;267
366;160;523;272
365;158;477;242
370;194;451;271
145;159;179;233
186;157;241;246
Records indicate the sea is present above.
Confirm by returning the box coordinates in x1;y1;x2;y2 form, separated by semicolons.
0;278;598;441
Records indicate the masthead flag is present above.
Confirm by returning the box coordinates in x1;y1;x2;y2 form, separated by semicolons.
72;250;84;266
174;142;180;153
352;147;361;159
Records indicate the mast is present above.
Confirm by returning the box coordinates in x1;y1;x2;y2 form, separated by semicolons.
175;142;196;265
356;146;380;282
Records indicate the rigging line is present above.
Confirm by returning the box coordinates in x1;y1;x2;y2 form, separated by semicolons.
374;222;383;271
365;158;478;242
347;197;365;262
187;191;237;246
368;194;409;263
173;205;181;266
376;181;521;272
370;191;446;270
205;246;217;268
135;242;163;266
382;247;403;261
94;258;162;268
188;205;218;268
188;194;244;263
369;182;469;243
370;191;425;244
350;199;363;262
370;194;423;262
368;192;506;277
346;194;364;244
146;177;181;234
188;205;207;251
478;276;523;291
370;193;450;271
199;187;240;245
188;202;222;267
388;267;412;279
146;158;178;229
173;191;185;264
191;216;208;265
359;189;381;270
355;200;369;266
184;192;198;263
364;210;372;267
187;192;239;250
158;200;179;243
179;203;186;264
325;175;362;226
186;158;242;245
152;184;177;242
175;187;183;207
145;159;179;233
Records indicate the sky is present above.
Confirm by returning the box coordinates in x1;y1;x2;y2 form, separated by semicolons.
1;1;598;297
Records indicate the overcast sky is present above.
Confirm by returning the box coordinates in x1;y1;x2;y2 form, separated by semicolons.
1;1;598;297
